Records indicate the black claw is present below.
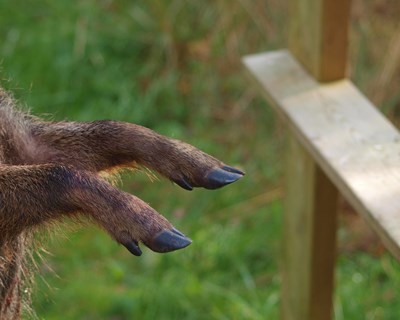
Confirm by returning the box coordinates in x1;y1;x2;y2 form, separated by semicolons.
147;229;192;253
173;176;193;191
172;227;186;237
222;165;245;176
123;240;142;256
205;167;244;189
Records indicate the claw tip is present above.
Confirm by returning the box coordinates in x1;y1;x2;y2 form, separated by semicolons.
205;166;244;189
147;229;192;253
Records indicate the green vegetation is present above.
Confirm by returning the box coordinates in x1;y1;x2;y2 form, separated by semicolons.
1;1;399;319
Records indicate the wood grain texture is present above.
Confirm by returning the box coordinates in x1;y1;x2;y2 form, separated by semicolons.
281;134;338;320
289;0;351;81
283;0;349;318
243;50;400;260
258;1;350;318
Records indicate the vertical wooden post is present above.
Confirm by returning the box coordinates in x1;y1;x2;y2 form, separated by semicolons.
281;136;339;320
281;0;351;319
289;0;351;82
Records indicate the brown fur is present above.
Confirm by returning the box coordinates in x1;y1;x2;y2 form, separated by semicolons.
0;88;243;318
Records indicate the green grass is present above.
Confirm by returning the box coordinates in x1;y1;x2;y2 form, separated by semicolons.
1;1;400;319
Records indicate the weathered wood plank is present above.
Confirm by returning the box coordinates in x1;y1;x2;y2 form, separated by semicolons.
281;134;338;320
289;0;351;81
243;50;400;260
283;0;348;318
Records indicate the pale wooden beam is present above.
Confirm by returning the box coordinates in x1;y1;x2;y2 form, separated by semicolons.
243;50;400;320
244;51;400;261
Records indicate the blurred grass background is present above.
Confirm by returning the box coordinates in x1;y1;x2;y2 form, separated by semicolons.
1;0;400;319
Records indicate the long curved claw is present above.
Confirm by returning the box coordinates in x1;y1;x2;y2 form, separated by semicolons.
145;228;192;253
205;166;244;189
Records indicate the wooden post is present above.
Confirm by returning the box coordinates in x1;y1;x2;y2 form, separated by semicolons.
282;0;351;319
281;135;339;320
289;0;351;82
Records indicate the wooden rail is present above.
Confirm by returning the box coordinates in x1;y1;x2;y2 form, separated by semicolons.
242;0;400;319
243;51;400;259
